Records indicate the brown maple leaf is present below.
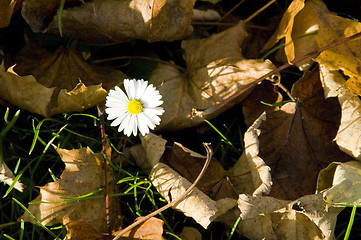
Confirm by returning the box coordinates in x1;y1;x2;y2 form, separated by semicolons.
150;21;278;131
1;45;126;116
245;66;353;200
42;0;196;44
20;147;120;233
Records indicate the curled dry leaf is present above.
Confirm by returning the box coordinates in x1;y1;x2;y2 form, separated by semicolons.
227;151;255;195
318;161;361;206
319;64;361;160
180;227;202;240
241;80;282;128
116;217;164;240
65;217;164;240
265;0;361;82
0;160;25;194
245;66;352;200
130;134;238;199
150;21;278;131
160;142;238;200
150;162;237;229
64;220;106;240
20;147;121;233
317;161;361;206
0;0;16;28
129;133;167;169
21;0;80;32
1;45;125;116
44;0;196;44
230;193;341;240
139;136;237;228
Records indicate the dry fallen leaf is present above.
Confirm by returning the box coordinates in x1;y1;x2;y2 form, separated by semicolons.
130;134;238;228
180;227;202;240
245;66;353;200
0;160;25;194
150;21;277;131
129;133;167;169
227;151;255;196
42;0;196;44
20;147;121;233
262;0;305;60
150;162;237;229
64;220;108;240
318;161;361;206
319;64;361;160
160;142;238;200
265;0;361;80
0;0;16;28
1;45;126;116
21;0;80;32
65;217;163;240
231;193;341;240
241;80;282;128
116;217;164;240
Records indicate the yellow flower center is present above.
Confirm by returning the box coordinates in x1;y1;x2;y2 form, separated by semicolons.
127;99;143;114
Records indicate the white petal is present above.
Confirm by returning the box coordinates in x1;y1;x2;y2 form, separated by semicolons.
123;79;131;97
110;112;128;126
143;109;161;125
131;115;138;136
117;114;131;133
145;107;164;116
125;114;136;136
106;108;127;115
105;98;128;107
125;79;137;99
137;113;151;135
141;84;157;100
110;116;123;127
135;79;147;99
143;99;163;108
113;86;129;102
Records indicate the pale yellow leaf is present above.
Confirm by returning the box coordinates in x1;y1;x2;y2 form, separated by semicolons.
20;147;120;232
150;21;277;131
0;160;25;194
230;193;340;240
180;227;202;240
0;0;16;28
318;161;361;206
244;67;352;200
149;162;237;228
43;0;196;44
2;45;125;116
319;64;361;160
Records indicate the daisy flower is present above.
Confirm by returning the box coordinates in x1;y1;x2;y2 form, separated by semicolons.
105;79;164;136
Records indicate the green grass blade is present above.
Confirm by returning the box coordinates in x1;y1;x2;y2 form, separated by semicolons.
344;206;357;240
3;234;16;240
57;0;66;36
227;216;241;240
204;119;240;154
261;31;318;60
12;198;60;239
0;109;20;138
261;100;292;107
19;219;24;240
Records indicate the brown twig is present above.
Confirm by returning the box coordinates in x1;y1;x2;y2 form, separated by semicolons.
244;0;277;24
276;82;297;102
98;108;111;234
217;0;247;23
204;30;361;116
112;143;213;240
91;55;186;72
